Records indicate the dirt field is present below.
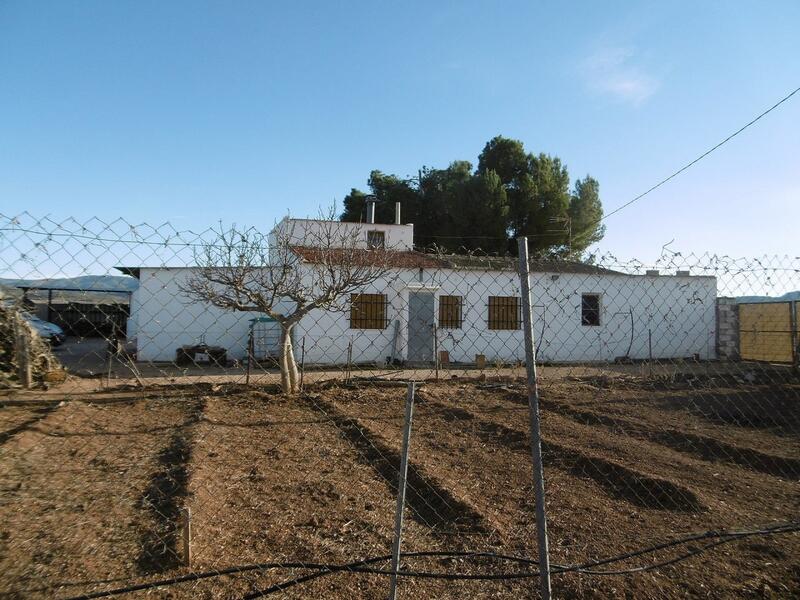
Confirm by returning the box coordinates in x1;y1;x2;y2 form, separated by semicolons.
1;376;798;599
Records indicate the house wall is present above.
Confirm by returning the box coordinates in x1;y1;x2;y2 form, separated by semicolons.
527;271;717;363
294;267;717;365
292;270;410;365
127;290;139;339
269;218;414;252
129;267;257;362
128;264;717;364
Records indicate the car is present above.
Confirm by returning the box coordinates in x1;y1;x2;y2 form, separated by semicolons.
24;315;66;346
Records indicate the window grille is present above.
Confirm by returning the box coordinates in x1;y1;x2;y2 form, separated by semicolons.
581;293;601;326
438;295;463;329
366;230;385;249
350;293;388;329
488;296;520;330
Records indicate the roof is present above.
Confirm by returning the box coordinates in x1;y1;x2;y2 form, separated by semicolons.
281;216;412;227
116;250;625;276
290;246;446;269
291;246;624;275
437;255;623;275
116;267;140;278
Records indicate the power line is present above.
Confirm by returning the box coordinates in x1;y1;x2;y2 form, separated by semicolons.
572;84;800;246
4;85;798;254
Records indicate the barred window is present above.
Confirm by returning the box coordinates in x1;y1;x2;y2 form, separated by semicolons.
350;293;388;329
367;230;385;249
488;296;520;330
438;295;463;329
581;293;601;326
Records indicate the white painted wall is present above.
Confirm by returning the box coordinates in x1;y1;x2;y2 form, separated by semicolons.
126;288;139;339
269;217;414;252
529;271;717;362
129;267;261;362
127;263;717;364
294;268;717;365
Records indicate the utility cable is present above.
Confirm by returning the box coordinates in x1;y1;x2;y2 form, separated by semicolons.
248;522;799;597
56;521;799;600
571;84;800;247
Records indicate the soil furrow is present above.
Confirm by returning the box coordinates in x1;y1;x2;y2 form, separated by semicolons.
421;393;703;512
548;401;800;479
0;405;58;446
306;394;488;536
136;397;205;573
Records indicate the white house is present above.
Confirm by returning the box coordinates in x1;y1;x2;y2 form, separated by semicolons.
119;214;717;366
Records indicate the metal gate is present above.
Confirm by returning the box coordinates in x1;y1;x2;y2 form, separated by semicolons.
739;301;798;363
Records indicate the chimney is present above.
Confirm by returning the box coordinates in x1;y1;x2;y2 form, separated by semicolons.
366;198;376;224
645;269;660;277
395;202;401;225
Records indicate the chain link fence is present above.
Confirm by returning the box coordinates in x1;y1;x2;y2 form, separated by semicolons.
1;212;798;598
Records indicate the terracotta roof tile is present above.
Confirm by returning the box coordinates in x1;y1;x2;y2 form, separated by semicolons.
290;246;447;269
291;246;622;275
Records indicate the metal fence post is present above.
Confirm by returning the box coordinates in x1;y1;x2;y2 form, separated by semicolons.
346;339;353;383
517;237;552;600
791;301;799;374
246;327;254;386
433;324;439;381
388;381;416;600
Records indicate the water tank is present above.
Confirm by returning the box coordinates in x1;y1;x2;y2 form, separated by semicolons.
250;317;281;360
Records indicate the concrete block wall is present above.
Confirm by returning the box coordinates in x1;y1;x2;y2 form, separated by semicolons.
716;297;739;360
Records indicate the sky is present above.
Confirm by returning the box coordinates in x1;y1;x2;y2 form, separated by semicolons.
1;0;799;267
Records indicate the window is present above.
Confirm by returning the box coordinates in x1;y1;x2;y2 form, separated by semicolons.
367;230;385;249
439;295;463;329
581;294;601;326
488;296;520;330
350;293;388;329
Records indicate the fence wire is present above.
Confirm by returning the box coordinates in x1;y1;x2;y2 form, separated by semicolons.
1;211;798;599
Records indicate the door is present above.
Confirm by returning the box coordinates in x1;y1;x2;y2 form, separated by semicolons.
408;291;435;363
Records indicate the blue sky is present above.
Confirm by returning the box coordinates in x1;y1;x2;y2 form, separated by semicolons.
1;1;799;263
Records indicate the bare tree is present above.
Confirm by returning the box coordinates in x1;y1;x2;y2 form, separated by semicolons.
181;211;395;394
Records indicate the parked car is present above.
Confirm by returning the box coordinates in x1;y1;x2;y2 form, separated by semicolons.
24;315;66;346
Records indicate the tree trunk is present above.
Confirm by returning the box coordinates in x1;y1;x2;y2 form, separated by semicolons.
279;324;300;394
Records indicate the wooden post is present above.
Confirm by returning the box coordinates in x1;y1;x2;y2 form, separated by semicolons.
21;326;33;389
300;336;306;392
14;313;33;389
106;341;113;388
181;507;192;567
